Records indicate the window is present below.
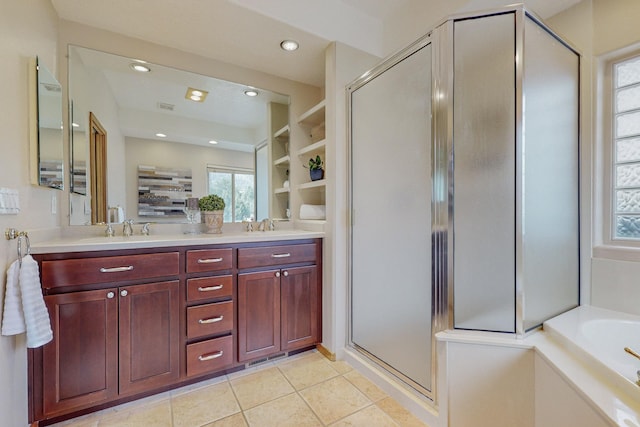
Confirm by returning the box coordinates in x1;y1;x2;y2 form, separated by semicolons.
207;166;255;223
611;54;640;240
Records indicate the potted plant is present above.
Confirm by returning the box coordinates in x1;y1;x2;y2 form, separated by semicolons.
307;155;324;181
198;194;225;234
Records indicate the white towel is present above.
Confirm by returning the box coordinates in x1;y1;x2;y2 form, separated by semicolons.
1;259;25;335
1;255;53;348
19;255;52;348
299;204;326;220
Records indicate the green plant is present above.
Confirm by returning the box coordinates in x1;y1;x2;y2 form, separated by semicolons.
307;155;324;170
198;194;225;211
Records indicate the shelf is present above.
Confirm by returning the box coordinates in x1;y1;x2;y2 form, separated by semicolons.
298;100;326;127
273;155;290;166
297;139;326;157
297;219;327;225
274;125;290;140
274;187;290;194
297;179;326;191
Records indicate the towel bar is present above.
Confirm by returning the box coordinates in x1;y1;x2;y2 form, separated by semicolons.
5;228;30;266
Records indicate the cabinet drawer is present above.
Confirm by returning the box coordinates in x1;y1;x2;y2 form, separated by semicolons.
237;244;316;269
41;252;179;289
186;248;233;273
187;301;233;339
187;275;233;302
186;335;233;377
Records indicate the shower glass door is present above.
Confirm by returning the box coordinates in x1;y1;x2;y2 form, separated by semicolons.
349;43;433;394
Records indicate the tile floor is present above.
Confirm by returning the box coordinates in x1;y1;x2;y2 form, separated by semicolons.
50;350;428;427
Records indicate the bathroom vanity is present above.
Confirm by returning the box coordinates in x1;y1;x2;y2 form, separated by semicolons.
27;232;322;425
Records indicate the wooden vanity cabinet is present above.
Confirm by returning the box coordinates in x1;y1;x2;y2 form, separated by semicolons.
184;247;235;378
237;241;322;362
30;238;321;425
32;251;180;422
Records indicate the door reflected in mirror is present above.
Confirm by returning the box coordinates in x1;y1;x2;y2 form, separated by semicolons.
68;45;289;226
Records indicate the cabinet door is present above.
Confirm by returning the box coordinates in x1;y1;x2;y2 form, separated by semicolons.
281;266;320;351
43;288;118;417
118;281;180;395
238;270;281;362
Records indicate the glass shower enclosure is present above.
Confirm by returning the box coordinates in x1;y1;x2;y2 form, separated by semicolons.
348;6;580;401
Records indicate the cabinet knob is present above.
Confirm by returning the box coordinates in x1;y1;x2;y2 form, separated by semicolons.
120;290;128;297
275;271;281;278
283;271;289;277
106;291;115;299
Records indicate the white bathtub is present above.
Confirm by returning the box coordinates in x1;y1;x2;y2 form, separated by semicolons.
544;306;640;394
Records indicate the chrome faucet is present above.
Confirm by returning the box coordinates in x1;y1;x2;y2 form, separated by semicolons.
105;223;115;237
141;223;151;236
259;218;274;232
123;219;134;237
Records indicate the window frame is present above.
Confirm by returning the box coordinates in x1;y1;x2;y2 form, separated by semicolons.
600;48;640;253
206;164;255;223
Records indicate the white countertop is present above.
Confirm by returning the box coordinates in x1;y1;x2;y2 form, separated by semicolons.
30;229;324;254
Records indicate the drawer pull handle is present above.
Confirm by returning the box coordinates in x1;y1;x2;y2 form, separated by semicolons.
197;257;223;264
100;266;134;273
199;315;224;324
198;285;224;292
198;350;223;361
271;253;291;258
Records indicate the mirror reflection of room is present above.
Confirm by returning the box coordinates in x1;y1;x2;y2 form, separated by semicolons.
35;58;64;190
67;45;289;226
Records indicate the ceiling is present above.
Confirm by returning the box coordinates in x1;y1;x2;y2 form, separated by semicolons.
52;0;583;151
51;0;583;87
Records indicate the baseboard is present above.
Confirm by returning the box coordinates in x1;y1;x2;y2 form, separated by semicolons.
316;343;336;361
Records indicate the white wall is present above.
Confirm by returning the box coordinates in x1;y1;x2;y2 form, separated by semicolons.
0;1;60;425
446;342;535;427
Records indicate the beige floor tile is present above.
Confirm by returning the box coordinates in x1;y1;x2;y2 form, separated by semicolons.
226;361;275;380
97;400;172;426
243;393;321;427
278;353;339;390
203;412;249;427
331;360;354;375
343;370;388;402
330;404;400;427
50;416;100;427
172;381;241;427
170;374;228;397
300;376;371;425
230;366;295;410
376;397;428;427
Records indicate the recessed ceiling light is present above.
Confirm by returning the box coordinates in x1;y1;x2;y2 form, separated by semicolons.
244;89;258;97
185;87;208;102
130;63;151;73
209;140;218;145
280;40;299;52
156;133;167;138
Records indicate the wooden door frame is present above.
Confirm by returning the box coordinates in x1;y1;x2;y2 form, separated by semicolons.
89;112;107;224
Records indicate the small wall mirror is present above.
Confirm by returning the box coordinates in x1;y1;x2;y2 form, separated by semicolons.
31;57;64;190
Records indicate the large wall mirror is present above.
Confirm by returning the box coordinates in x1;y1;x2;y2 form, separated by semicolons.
68;45;289;226
31;57;64;190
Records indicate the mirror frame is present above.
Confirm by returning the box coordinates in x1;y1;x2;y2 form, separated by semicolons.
30;56;64;190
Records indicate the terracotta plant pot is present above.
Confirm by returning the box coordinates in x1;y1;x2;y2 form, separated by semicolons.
202;210;224;234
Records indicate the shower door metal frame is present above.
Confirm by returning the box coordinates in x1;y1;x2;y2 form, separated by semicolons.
347;31;441;402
